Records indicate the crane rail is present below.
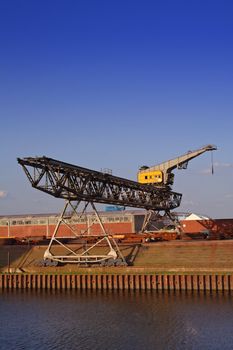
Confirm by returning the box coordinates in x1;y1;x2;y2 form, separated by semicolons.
17;156;182;211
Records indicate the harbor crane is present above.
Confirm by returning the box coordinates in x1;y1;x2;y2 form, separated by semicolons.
17;145;216;265
17;156;181;265
138;144;217;231
138;144;217;187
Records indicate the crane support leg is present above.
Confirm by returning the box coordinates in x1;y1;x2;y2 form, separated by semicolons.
141;210;181;234
44;200;126;265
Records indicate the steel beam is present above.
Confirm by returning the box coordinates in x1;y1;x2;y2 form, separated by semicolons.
17;156;182;211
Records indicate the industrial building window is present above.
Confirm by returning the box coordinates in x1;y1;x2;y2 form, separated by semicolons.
9;220;23;225
101;217;107;223
71;217;83;223
31;220;40;225
72;218;85;223
38;220;46;225
90;217;97;223
79;218;87;223
49;218;58;224
0;220;8;226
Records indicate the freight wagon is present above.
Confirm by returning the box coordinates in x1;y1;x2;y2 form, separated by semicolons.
1;211;233;243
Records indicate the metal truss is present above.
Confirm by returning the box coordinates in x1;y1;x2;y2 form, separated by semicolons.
17;156;182;265
141;210;181;233
44;200;126;265
17;156;182;211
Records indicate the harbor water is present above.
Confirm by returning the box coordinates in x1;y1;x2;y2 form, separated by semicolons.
0;290;233;350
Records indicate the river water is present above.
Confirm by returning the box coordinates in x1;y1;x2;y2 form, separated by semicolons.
0;290;233;350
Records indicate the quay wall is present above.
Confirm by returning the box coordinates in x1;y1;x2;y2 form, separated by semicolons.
1;273;233;292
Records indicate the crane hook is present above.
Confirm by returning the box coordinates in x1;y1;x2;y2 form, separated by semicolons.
211;151;214;175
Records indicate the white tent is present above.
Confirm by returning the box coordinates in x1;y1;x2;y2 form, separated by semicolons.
184;213;210;221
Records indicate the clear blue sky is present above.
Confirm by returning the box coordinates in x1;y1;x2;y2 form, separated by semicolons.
0;0;232;218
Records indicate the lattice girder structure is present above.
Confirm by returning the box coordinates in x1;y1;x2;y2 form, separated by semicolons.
17;156;182;265
17;156;182;211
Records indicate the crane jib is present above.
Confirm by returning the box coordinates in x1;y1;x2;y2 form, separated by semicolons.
137;144;217;186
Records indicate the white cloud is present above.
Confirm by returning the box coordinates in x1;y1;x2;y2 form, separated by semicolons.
213;162;233;168
199;162;233;175
199;168;213;175
224;194;233;199
0;191;8;199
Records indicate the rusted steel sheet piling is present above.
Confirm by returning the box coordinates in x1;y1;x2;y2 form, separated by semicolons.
1;274;233;291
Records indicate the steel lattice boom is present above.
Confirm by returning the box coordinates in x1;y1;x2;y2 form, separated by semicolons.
17;156;182;211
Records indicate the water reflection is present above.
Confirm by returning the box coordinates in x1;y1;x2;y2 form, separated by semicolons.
0;290;233;350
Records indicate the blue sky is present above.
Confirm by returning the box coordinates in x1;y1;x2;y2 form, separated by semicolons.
0;0;232;218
